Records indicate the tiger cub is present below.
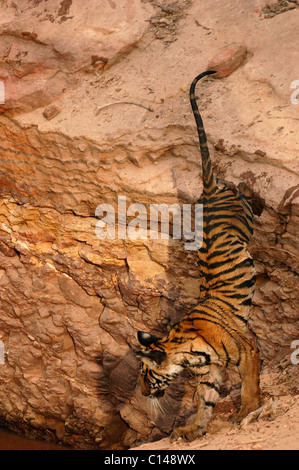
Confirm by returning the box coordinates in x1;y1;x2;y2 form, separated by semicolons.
136;71;264;441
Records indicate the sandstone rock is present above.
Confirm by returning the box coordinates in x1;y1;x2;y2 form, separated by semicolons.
43;105;60;120
207;44;247;78
240;399;288;428
0;0;153;114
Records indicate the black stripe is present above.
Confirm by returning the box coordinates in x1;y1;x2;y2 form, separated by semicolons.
218;291;249;299
207;248;231;260
201;257;243;271
235;277;256;289
233;312;248;324
230;246;246;256
224;272;247;282
185;316;222;327
209;297;243;315
203;399;216;408
190;308;222;319
198;334;221;359
205;257;253;280
204;217;244;227
189;350;211;365
216;239;242;249
204;219;251;240
241;298;252;306
184;316;240;347
222;341;231;368
200;381;221;394
193;303;227;318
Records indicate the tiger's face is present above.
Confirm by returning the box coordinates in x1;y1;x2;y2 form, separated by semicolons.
136;331;182;399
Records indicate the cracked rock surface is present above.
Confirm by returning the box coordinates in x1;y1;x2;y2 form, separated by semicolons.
0;0;298;449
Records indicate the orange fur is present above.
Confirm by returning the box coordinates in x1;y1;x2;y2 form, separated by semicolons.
136;71;263;441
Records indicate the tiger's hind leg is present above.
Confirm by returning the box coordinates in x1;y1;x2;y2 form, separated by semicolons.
233;343;261;423
171;365;222;442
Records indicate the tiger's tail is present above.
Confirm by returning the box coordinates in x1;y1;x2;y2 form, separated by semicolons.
190;70;217;194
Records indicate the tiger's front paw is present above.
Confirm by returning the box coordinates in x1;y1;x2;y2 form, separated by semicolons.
231;399;261;424
171;424;206;442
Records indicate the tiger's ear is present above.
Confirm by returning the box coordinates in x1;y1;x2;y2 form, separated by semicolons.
136;349;166;365
137;331;159;347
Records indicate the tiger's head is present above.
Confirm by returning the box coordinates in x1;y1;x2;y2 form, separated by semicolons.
136;331;182;399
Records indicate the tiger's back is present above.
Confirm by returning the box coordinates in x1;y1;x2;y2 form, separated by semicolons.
197;184;256;330
136;71;263;441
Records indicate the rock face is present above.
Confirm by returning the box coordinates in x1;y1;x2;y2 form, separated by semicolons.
0;0;298;449
0;0;152;114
